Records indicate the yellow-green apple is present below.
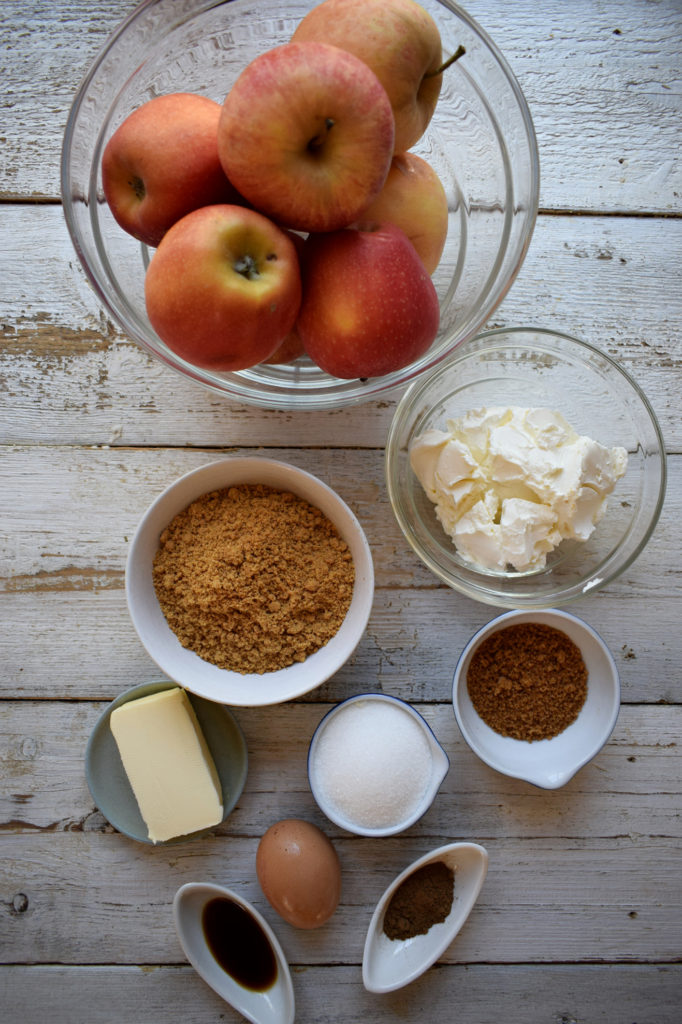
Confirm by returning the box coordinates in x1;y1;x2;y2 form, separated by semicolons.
144;204;302;371
102;92;242;247
357;152;448;274
297;222;440;379
292;0;444;153
217;41;395;233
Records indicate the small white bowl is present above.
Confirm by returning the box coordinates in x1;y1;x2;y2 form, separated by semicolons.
173;882;294;1024
126;457;374;706
308;694;449;837
362;842;488;993
452;609;620;788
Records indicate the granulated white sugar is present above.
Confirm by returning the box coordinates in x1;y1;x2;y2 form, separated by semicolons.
312;699;433;829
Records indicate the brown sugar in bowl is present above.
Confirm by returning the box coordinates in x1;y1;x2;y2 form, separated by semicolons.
126;457;374;707
452;608;620;788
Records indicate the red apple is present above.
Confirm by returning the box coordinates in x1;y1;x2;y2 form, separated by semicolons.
262;232;307;365
102;92;242;247
297;222;440;379
292;0;444;152
357;152;449;274
261;326;306;365
144;205;302;371
217;41;395;233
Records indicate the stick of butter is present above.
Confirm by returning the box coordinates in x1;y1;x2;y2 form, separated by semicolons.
110;687;224;843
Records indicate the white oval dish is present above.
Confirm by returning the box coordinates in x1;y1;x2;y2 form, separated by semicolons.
452;608;621;788
85;681;247;844
173;882;295;1024
126;457;374;706
362;841;488;993
308;693;449;837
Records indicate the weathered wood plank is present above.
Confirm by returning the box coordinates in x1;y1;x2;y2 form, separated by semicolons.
1;206;680;448
1;963;681;1024
2;580;680;705
0;446;678;702
2;1;681;213
1;702;680;839
1;829;679;964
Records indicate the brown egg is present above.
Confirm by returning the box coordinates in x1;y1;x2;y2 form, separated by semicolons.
256;818;341;929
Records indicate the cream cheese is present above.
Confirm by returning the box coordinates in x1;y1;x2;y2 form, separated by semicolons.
409;407;628;572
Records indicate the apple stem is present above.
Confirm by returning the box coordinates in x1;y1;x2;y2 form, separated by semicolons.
426;44;466;79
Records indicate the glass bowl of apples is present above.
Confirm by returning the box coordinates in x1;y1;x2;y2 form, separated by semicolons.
61;0;539;410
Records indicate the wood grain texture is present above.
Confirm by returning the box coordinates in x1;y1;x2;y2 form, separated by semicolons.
2;702;680;839
1;446;679;703
1;0;681;1020
1;206;680;448
2;1;681;213
1;830;680;964
1;964;680;1024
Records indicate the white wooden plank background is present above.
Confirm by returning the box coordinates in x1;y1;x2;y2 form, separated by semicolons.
1;0;681;1021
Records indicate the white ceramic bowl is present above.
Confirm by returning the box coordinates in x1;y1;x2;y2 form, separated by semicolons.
386;327;667;607
126;457;374;706
173;882;295;1024
61;0;539;409
362;841;488;993
452;609;620;788
308;693;449;836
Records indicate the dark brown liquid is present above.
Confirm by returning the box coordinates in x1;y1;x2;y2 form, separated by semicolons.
202;897;278;991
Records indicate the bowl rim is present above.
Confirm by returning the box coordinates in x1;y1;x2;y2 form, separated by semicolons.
451;607;621;788
125;456;375;706
59;0;540;411
307;692;450;836
385;325;668;607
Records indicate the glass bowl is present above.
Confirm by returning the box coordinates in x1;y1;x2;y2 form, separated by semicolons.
385;327;667;607
60;0;539;410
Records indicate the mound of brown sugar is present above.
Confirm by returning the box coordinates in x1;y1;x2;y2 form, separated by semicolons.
466;622;588;741
152;484;355;675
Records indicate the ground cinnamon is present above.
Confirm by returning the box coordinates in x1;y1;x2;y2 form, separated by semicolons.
382;860;455;941
466;622;588;741
152;484;355;674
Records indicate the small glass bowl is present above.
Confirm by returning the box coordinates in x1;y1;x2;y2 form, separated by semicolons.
452;609;621;788
307;693;449;836
60;0;538;410
385;327;667;607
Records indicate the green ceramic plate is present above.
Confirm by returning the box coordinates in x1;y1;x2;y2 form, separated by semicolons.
85;681;248;844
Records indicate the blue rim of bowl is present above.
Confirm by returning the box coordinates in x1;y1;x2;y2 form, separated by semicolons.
307;692;449;836
451;608;621;787
385;326;668;607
